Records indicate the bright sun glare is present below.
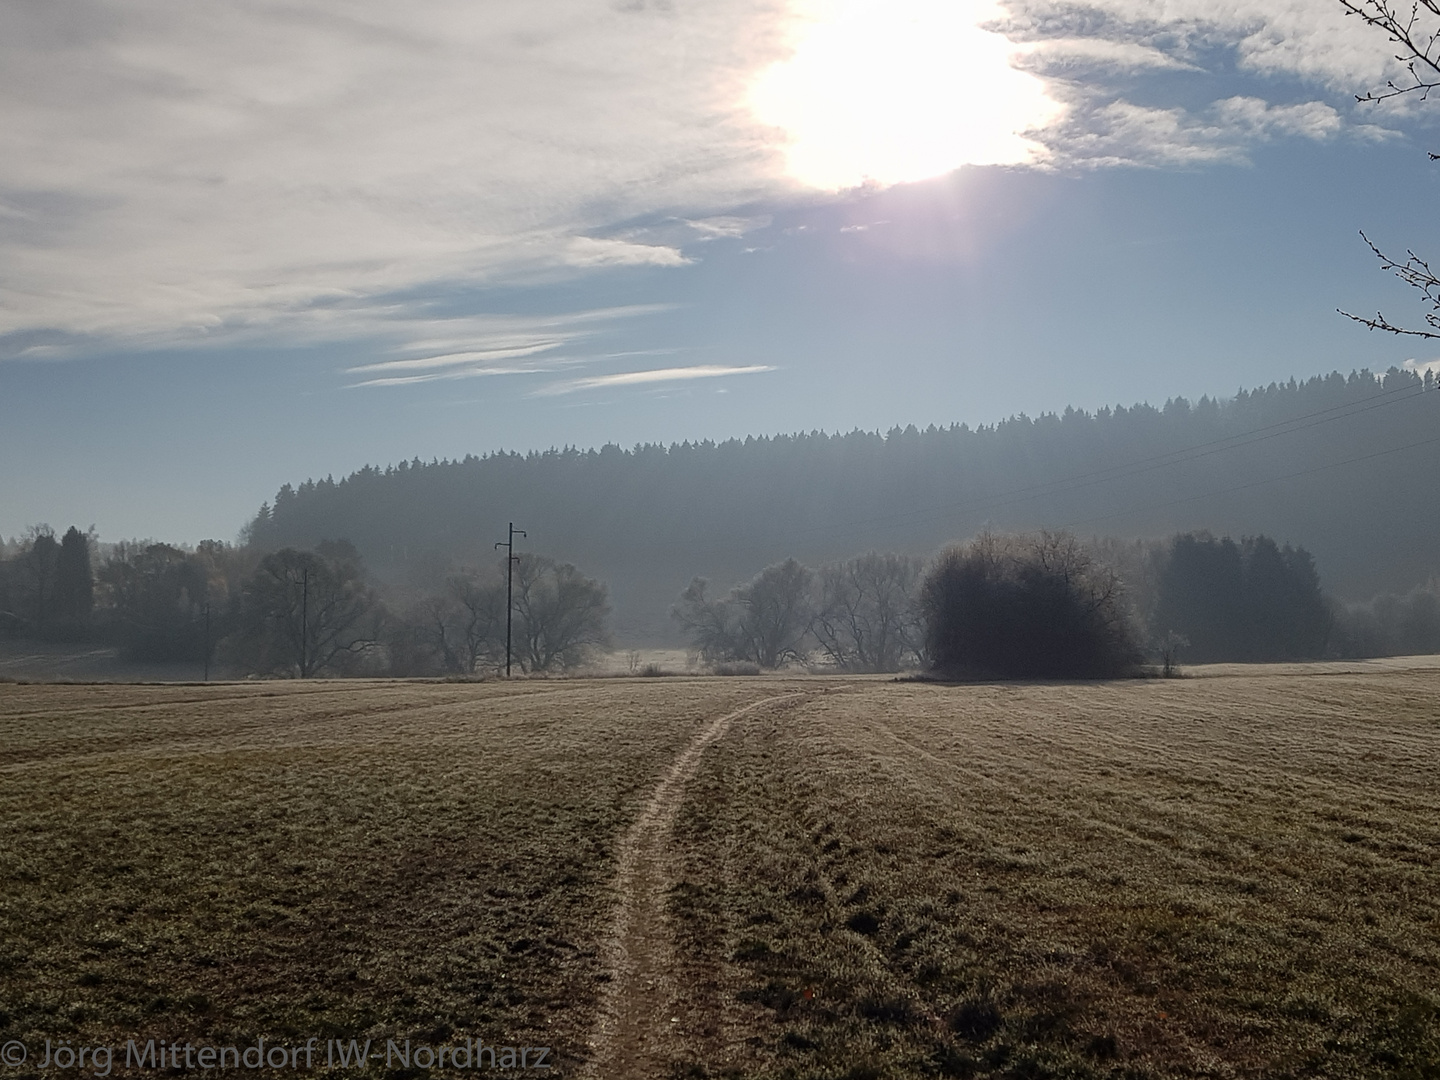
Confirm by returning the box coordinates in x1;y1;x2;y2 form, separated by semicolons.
749;0;1063;190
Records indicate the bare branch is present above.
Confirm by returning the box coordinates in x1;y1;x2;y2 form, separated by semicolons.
1339;229;1440;337
1341;0;1440;101
1337;308;1440;336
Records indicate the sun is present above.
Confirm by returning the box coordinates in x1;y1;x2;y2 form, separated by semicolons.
749;0;1063;190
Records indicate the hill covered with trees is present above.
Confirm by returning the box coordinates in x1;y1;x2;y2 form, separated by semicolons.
243;368;1438;643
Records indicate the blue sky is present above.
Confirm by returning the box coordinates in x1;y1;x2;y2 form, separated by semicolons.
2;0;1438;543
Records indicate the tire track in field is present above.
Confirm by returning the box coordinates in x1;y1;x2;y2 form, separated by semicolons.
584;691;804;1079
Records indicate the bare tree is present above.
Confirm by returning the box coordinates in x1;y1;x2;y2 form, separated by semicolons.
239;542;379;677
734;558;813;668
1341;0;1440;104
402;572;508;675
446;573;508;673
511;554;610;672
672;559;814;669
811;552;925;672
672;577;741;665
1339;0;1440;337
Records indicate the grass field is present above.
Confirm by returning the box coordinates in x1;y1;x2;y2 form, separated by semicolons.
1;667;1437;1078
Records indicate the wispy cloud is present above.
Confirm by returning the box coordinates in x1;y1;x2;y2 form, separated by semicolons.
348;343;568;377
1000;0;1409;167
349;364;562;390
997;0;1396;91
1015;37;1200;75
1040;95;1356;169
0;1;792;354
533;364;776;396
341;305;679;388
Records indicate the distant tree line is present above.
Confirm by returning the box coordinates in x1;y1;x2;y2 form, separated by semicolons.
7;511;1438;677
0;530;609;678
1151;534;1330;663
0;528;254;665
673;528;1401;675
676;537;1142;677
5;518;1433;677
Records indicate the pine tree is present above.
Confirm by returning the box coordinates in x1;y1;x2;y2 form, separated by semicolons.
55;526;94;630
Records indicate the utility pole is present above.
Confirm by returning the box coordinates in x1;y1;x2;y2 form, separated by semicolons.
203;603;211;682
494;522;526;677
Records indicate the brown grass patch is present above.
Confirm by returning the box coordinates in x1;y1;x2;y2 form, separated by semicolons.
668;670;1440;1078
0;679;773;1075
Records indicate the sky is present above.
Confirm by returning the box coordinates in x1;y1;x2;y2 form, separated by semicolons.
3;0;1440;543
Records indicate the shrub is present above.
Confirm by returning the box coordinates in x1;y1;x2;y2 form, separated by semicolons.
921;531;1142;679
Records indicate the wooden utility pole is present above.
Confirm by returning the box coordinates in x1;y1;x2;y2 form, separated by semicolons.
494;523;527;677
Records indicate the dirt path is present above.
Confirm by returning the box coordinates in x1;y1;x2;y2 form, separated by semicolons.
583;692;801;1078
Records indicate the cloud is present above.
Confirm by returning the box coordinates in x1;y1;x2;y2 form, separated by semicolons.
533;364;775;396
1016;37;1200;75
1213;97;1344;140
1042;95;1350;168
0;0;793;352
340;304;676;387
349;364;561;389
348;344;567;378
997;0;1398;90
0;0;1420;357
684;215;775;239
1000;0;1410;166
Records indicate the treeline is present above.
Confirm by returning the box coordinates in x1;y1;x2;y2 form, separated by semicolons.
674;530;1346;673
1;522;1433;677
0;530;610;678
2;529;258;664
242;367;1440;642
